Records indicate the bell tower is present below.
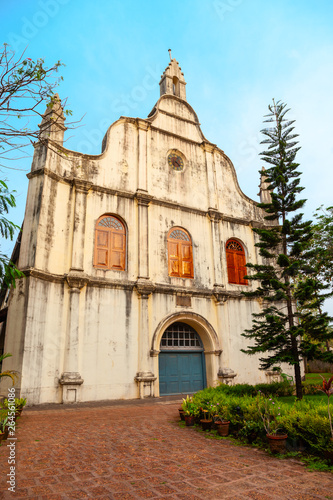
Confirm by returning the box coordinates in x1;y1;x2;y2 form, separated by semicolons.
159;50;187;100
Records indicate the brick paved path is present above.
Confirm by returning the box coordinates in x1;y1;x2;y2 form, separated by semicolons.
1;399;333;499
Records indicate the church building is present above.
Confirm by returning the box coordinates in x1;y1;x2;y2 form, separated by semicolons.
0;56;286;405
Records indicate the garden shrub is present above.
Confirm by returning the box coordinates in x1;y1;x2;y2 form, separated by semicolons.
191;384;333;458
302;383;321;395
216;381;293;397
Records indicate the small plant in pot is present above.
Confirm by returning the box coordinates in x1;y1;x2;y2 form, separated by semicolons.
181;396;198;426
200;404;213;431
257;393;287;454
212;403;231;436
15;398;27;416
0;411;8;443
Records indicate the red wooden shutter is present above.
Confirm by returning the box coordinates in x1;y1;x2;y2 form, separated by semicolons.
181;242;193;278
226;249;237;283
94;216;126;270
237;252;248;285
95;229;109;267
111;232;126;270
168;241;180;276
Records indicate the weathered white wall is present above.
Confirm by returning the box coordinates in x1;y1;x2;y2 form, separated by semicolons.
1;61;297;405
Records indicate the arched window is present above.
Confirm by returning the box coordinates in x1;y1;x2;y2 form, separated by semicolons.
173;76;180;96
94;215;126;270
167;228;193;278
160;322;203;350
226;239;248;285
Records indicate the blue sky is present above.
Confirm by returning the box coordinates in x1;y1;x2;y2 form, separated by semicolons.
1;0;333;313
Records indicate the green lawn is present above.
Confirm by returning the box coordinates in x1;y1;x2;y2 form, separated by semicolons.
278;394;327;405
277;373;332;405
304;373;333;386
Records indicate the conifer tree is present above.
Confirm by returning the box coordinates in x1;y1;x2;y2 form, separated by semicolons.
242;99;333;399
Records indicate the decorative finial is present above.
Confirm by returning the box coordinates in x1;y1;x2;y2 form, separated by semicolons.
168;49;172;61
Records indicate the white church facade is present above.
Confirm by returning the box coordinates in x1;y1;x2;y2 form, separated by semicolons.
0;57;287;405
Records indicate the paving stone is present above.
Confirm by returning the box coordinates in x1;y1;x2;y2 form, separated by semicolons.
0;400;333;499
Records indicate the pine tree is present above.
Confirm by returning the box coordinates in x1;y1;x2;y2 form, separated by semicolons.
242;99;333;400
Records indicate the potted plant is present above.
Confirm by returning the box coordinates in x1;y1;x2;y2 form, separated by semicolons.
15;398;27;416
200;404;213;431
0;397;25;421
213;403;231;436
0;411;8;443
181;396;197;426
257;393;287;454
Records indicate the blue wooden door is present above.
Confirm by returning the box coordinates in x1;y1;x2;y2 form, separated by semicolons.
159;351;205;395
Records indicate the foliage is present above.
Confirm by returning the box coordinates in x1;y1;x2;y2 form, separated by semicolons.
309;206;333;293
15;397;27;409
0;44;75;290
241;99;333;400
0;180;24;288
1;397;26;410
211;402;230;423
215;381;293;397
256;393;285;436
190;384;333;458
0;43;73;165
302;383;321;395
0;409;8;432
238;419;265;441
317;375;333;439
0;353;18;385
181;395;199;416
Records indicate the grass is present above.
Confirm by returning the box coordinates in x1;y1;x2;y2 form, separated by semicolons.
304;373;333;386
278;394;328;405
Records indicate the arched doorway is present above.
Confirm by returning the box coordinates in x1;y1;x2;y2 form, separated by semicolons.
158;322;206;395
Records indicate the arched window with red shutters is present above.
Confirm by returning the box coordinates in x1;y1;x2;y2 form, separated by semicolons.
226;239;248;285
94;215;126;271
167;228;194;278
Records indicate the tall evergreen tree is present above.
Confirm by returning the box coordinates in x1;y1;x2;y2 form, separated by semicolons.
242;99;333;399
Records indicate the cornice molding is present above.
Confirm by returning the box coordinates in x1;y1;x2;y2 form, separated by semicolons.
73;179;92;193
18;268;248;301
201;141;218;154
26;168;266;228
208;208;221;222
135;189;153;207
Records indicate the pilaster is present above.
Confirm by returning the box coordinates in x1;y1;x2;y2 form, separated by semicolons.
136;120;150;192
208;208;224;288
135;280;156;398
70;179;92;272
135;190;153;280
202;142;218;209
60;274;88;403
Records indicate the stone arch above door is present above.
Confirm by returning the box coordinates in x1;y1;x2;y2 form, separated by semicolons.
150;312;221;356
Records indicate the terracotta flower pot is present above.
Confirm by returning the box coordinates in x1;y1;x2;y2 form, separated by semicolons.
184;415;195;426
267;434;288;454
200;419;212;431
216;421;230;437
